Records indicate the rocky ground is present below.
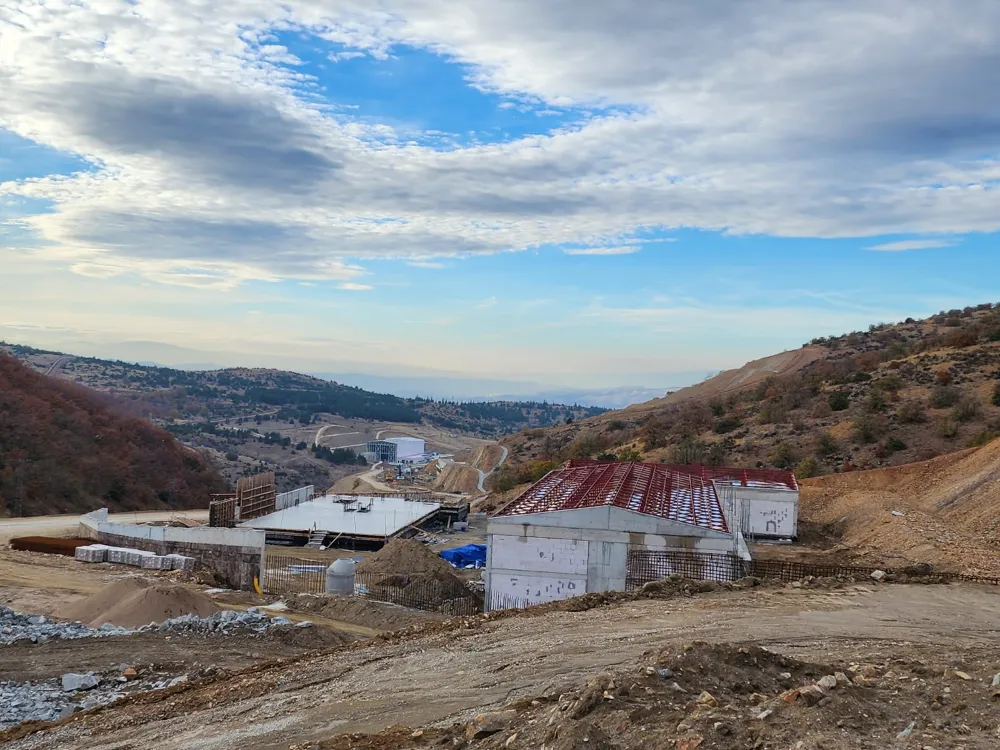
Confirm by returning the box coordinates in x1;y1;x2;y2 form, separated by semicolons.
3;580;999;749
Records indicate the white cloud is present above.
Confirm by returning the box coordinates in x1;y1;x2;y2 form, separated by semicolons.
564;246;642;255
866;238;957;252
407;260;446;268
1;1;1000;288
339;282;373;290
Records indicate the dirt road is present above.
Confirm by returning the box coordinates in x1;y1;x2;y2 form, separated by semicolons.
0;510;209;544
11;582;999;749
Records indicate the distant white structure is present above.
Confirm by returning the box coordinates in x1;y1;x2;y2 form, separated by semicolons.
389;437;425;459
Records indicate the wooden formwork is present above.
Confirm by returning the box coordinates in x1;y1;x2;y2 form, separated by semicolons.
237;472;276;520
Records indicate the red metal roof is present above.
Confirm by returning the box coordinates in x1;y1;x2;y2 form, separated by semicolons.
565;460;798;491
495;462;729;533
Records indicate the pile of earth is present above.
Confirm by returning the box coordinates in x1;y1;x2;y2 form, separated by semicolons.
287;594;444;631
357;539;480;611
800;438;1000;576
309;641;1000;750
59;580;221;628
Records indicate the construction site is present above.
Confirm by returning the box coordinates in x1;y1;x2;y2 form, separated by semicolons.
2;438;1000;748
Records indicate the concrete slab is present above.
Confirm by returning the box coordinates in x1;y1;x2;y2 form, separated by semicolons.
239;495;442;538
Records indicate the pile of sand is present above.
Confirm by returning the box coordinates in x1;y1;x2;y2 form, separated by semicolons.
800;438;1000;576
289;593;444;631
359;539;458;578
358;539;478;610
59;580;221;628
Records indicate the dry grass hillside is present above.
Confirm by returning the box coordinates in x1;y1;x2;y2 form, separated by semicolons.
0;354;228;516
798;437;1000;576
495;303;1000;489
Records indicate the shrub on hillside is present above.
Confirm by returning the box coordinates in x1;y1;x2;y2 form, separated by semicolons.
967;428;1000;448
884;436;907;453
605;420;627;432
811;400;832;419
935;418;959;439
935;368;954;385
827;391;850;411
951;396;982;423
768;441;797;469
896;400;928;424
930;385;961;409
667;437;707;465
852;415;886;444
617;447;643;462
713;416;742;434
795;455;819;479
757;402;788;425
943;330;979;348
864;390;887;413
874;374;905;392
709;400;725;417
815;431;839;458
993;382;1000;407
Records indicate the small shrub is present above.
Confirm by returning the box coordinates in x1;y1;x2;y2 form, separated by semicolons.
987;328;1000;342
811;400;832;419
668;438;707;465
852;415;885;444
616;446;643;462
709;400;725;417
827;391;850;412
874;374;904;392
896;400;928;424
993;382;1000;407
864;390;887;413
713;416;742;434
884;436;907;453
606;420;626;432
815;431;839;458
935;418;959;439
944;317;963;327
769;441;797;469
944;330;979;348
967;429;1000;448
224;452;239;462
935;368;954;385
795;455;819;479
952;396;982;423
930;385;961;409
757;402;788;425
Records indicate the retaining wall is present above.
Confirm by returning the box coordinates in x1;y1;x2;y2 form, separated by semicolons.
79;509;265;589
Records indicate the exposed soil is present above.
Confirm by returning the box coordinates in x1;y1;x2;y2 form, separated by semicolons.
358;539;463;579
798;439;1000;576
283;593;445;631
60;581;222;628
6;583;1000;749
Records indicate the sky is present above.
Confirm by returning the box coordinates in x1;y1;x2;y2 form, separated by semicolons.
1;1;999;395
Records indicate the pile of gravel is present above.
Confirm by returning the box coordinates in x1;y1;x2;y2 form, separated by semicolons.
1;605;307;646
0;608;131;646
0;670;193;730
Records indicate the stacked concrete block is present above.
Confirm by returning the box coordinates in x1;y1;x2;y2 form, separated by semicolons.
74;545;107;563
140;555;172;570
106;548;130;565
165;554;195;572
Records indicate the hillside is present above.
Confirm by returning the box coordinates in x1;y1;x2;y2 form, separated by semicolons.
496;303;1000;487
0;354;227;516
1;344;604;436
797;437;1000;576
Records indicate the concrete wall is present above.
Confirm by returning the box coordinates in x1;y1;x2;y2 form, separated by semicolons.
486;506;747;606
725;486;798;538
276;485;314;511
79;509;265;589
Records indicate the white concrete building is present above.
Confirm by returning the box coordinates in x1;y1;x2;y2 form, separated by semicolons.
660;464;799;540
486;462;751;608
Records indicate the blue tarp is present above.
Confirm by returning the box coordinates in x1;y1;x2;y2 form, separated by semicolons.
440;544;487;568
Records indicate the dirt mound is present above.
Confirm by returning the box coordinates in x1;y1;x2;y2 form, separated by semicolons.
316;639;1000;750
59;580;221;627
359;539;457;578
800;438;1000;575
470;444;503;472
59;579;150;624
358;539;479;610
288;593;444;631
626;346;824;413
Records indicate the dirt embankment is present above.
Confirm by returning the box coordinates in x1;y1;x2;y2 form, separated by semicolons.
799;438;1000;576
432;463;481;493
626;346;825;414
